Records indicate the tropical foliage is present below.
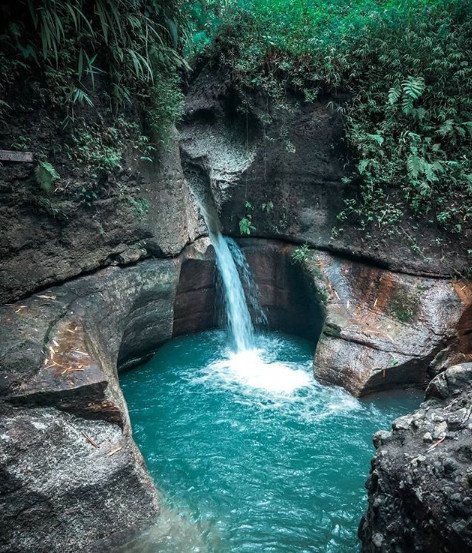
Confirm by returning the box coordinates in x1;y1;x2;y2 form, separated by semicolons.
194;0;472;235
1;0;471;236
0;0;185;136
0;0;187;210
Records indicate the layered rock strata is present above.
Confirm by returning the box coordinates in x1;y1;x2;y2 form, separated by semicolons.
0;240;210;553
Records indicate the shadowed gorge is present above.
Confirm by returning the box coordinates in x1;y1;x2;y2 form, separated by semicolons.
1;1;472;552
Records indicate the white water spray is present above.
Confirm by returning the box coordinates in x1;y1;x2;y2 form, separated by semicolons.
226;237;268;327
207;232;313;394
208;230;255;352
195;191;311;395
191;192;259;352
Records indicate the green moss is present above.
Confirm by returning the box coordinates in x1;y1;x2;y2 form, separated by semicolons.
323;322;341;338
387;286;421;323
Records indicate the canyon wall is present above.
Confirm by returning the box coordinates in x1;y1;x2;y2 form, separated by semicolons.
1;59;471;552
180;63;472;397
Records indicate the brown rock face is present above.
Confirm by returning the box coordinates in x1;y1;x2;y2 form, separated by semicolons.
238;239;324;341
174;238;325;342
300;251;472;396
173;240;217;337
0;129;201;305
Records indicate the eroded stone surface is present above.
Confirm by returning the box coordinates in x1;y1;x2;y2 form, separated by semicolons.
180;64;472;276
173;238;218;337
0;406;156;553
233;241;472;397
360;363;472;552
0;129;201;305
300;250;472;396
0;240;214;553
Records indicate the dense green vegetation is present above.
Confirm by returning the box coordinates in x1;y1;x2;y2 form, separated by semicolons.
0;1;185;131
0;0;186;208
193;0;472;236
1;0;471;241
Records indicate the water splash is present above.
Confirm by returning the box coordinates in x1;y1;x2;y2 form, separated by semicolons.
226;238;268;327
209;348;311;394
209;232;255;352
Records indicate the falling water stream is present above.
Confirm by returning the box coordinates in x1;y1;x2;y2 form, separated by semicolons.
120;225;422;552
208;232;255;352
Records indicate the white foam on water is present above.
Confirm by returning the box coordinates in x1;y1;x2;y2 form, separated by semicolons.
326;394;360;413
208;348;312;395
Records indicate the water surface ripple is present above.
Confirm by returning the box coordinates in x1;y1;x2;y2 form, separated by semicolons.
120;330;421;553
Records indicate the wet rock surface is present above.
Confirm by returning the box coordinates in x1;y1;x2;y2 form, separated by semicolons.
0;406;156;553
0;240;213;553
303;252;472;396
238;239;324;340
0;133;201;305
360;363;472;553
236;240;472;398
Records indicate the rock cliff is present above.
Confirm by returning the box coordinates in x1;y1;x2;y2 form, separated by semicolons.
360;363;472;552
1;58;471;552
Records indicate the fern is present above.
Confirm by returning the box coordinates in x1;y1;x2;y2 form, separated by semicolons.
35;161;60;193
402;77;425;101
388;86;400;105
367;134;384;145
407;155;422;180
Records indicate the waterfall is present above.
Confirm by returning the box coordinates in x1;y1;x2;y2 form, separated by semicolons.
209;230;255;352
226;237;268;328
184;168;264;352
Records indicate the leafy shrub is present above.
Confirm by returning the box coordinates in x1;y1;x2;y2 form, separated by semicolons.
239;201;256;235
239;216;256;235
0;1;186;144
35;161;60;193
196;0;472;236
291;244;310;264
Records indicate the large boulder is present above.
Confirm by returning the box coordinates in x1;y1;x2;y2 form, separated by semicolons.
304;251;472;396
359;363;472;552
